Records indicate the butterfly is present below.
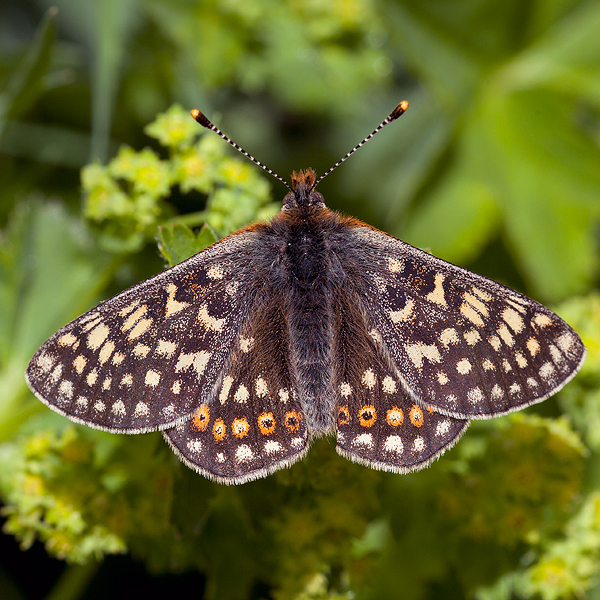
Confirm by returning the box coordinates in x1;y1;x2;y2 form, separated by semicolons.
25;101;586;484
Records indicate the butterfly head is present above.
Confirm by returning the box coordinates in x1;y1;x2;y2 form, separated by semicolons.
283;169;326;210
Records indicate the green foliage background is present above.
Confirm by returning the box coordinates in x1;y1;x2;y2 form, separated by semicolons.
0;0;599;598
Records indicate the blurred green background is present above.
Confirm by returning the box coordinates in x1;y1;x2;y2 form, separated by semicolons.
0;0;599;599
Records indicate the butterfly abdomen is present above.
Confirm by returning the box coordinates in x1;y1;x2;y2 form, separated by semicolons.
262;206;350;433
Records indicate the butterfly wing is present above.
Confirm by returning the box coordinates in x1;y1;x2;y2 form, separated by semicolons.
163;295;309;484
344;225;585;420
331;287;468;472
26;232;264;433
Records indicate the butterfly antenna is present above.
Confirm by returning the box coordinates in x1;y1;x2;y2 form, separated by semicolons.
191;109;293;192
312;100;409;190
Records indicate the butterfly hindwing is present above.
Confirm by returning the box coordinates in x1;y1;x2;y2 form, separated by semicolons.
331;287;468;472
164;295;309;484
347;226;586;419
25;233;262;433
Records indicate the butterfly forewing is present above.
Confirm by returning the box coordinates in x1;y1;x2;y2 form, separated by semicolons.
348;226;586;420
163;297;309;483
26;233;262;433
331;288;468;472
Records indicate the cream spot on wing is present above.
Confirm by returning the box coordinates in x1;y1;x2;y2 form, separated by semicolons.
86;369;98;386
436;420;451;436
362;368;376;389
172;380;181;394
162;404;176;419
387;257;404;272
340;383;352;398
112;352;125;365
440;328;460;347
369;329;382;344
515;352;528;368
491;384;503;399
291;437;304;449
533;313;552;328
198;304;225;331
175;351;212;377
73;355;87;374
234;384;249;403
549;344;565;365
58;380;74;399
426;272;447;307
382;376;397;394
156;339;177;358
413;437;425;452
527;337;540;356
134;402;149;418
187;440;202;453
239;336;254;353
35;352;55;373
503;307;524;333
120;374;133;386
102;377;111;390
87;322;110;350
75;396;88;410
467;387;483;404
133;343;151;358
540;362;555;379
503;359;512;372
235;445;254;462
353;433;374;448
506;298;527;313
456;359;472;374
527;377;538;387
112;400;126;416
58;333;77;347
446;394;458;405
127;317;153;340
226;281;240;296
207;265;224;279
460;303;485;327
94;400;106;412
219;375;234;404
464;330;481;345
497;324;514;347
216;452;226;463
472;287;493;302
437;372;449;385
383;435;403;454
489;335;502;351
265;440;283;454
279;388;289;403
510;383;521;395
49;364;63;384
483;359;495;371
390;299;414;323
81;317;102;333
98;340;115;364
145;370;160;387
121;305;147;332
255;377;268;398
119;300;140;317
557;332;576;354
463;291;489;318
405;343;441;369
165;283;190;318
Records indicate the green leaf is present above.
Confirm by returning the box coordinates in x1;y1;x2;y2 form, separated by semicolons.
0;8;56;138
157;223;218;267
